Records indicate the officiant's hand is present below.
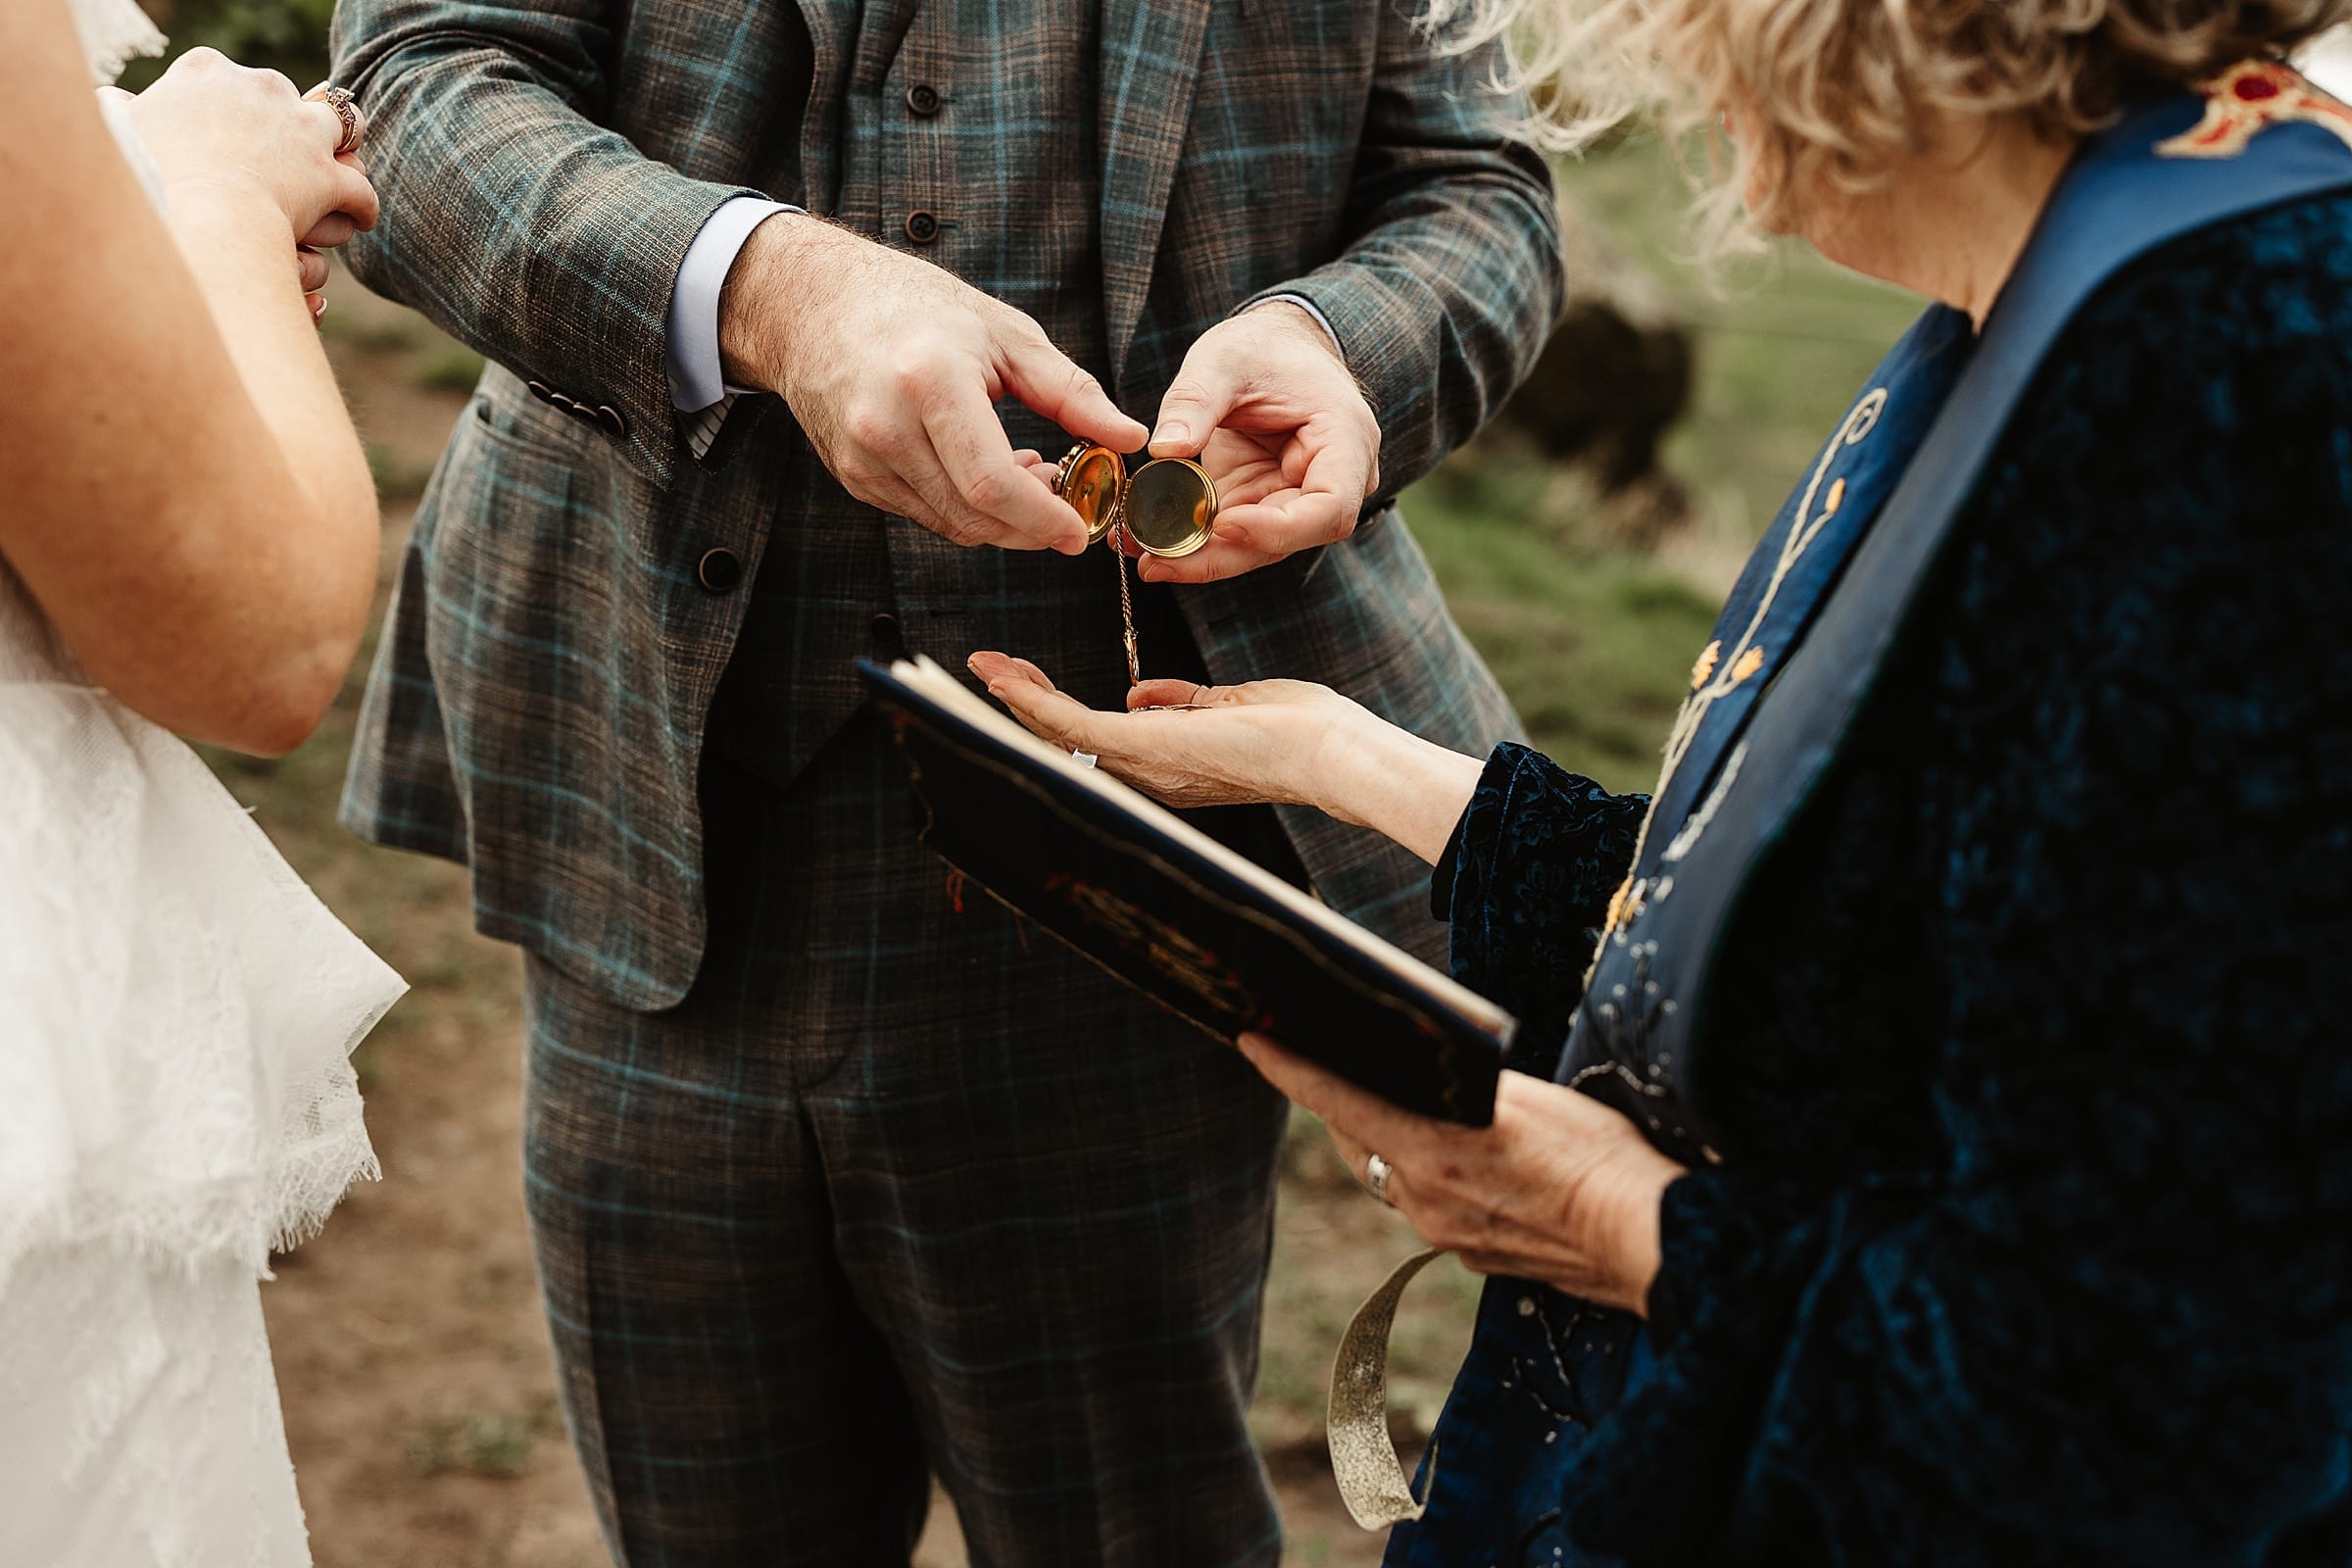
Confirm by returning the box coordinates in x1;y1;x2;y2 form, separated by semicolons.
1235;1033;1683;1316
971;649;1491;865
968;651;1354;809
1133;301;1382;584
720;217;1147;553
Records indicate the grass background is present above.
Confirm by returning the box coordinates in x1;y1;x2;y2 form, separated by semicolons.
1407;138;1914;791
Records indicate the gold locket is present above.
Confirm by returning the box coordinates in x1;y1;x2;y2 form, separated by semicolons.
1050;443;1218;689
1051;444;1218;559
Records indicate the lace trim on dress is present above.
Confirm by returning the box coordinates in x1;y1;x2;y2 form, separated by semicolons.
0;676;401;1291
0;573;402;1294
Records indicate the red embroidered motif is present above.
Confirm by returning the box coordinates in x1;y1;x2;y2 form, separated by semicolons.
2158;60;2352;158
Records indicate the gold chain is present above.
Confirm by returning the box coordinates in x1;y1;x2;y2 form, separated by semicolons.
1113;518;1140;688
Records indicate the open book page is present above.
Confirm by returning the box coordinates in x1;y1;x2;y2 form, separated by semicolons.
888;656;1512;1036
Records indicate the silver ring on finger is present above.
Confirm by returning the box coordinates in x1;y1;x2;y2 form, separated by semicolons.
306;83;365;156
1071;750;1098;769
1365;1152;1396;1208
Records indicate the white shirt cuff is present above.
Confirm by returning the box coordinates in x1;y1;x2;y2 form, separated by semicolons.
666;197;798;414
1246;292;1345;359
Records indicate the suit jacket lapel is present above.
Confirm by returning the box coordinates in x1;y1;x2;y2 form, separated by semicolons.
1098;0;1212;380
797;0;857;213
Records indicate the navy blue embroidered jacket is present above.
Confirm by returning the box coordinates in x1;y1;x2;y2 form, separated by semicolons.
1394;191;2352;1567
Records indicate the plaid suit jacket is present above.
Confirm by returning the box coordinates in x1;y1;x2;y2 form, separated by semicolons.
332;0;1563;1010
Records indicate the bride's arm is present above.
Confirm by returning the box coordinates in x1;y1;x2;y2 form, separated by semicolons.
968;652;1487;864
0;10;380;756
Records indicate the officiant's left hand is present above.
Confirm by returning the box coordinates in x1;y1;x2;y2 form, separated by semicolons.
1111;301;1383;584
1235;1033;1684;1316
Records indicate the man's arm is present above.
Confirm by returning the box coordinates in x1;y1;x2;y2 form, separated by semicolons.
331;0;766;487
1239;10;1564;502
334;0;1145;525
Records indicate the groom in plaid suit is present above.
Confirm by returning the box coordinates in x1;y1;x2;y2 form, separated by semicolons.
332;0;1559;1560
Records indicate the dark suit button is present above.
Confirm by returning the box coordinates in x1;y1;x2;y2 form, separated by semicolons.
869;612;904;649
903;210;940;245
697;548;744;594
549;389;580;414
525;379;555;403
566;401;600;426
594;404;630;441
906;83;942;117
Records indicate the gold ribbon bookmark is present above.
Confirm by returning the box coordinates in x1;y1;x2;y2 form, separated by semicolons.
1328;1248;1446;1530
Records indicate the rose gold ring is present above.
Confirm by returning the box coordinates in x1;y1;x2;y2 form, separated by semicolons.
306;84;364;156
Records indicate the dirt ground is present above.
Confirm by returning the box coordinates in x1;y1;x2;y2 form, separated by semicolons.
234;273;1478;1568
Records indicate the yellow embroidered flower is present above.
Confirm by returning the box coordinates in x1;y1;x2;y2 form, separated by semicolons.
1690;640;1721;690
1731;646;1766;684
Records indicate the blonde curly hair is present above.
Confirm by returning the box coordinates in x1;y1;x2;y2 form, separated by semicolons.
1432;0;2352;245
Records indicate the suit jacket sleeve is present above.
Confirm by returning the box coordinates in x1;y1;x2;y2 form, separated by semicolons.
1246;14;1564;505
330;0;765;487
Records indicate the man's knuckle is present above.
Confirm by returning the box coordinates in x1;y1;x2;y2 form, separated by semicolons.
998;312;1052;349
845;405;899;453
887;356;938;401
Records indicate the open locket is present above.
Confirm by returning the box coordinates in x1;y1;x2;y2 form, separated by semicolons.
1051;444;1218;559
1050;443;1219;689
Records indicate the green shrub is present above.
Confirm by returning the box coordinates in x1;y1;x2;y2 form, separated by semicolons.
122;0;333;85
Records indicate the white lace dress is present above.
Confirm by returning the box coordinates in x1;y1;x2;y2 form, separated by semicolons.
0;7;406;1563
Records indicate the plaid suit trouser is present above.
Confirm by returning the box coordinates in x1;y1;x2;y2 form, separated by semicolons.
521;709;1292;1567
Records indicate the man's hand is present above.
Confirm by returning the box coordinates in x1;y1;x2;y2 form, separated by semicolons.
1138;301;1382;584
720;216;1147;552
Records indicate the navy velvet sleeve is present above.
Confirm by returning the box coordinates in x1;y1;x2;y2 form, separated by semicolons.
1434;743;1647;1074
1561;201;2352;1563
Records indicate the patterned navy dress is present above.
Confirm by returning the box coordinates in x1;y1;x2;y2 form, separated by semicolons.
1384;188;2352;1567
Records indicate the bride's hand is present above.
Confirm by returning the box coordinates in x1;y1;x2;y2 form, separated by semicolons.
967;650;1362;810
120;49;378;248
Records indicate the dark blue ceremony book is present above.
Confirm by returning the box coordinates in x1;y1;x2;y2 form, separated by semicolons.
859;657;1513;1126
